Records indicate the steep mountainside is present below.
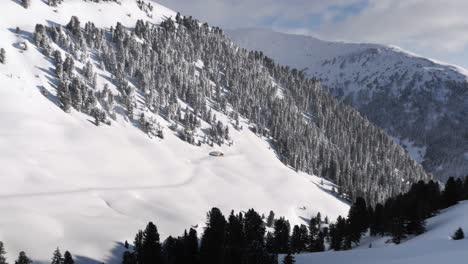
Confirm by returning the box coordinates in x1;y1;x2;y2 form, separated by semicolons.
227;28;468;180
0;0;430;262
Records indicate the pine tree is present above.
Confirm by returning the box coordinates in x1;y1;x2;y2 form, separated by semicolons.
243;209;265;246
0;242;7;264
59;83;72;112
200;208;226;264
452;227;465;240
266;210;275;228
272;217;290;254
282;253;295;264
63;251;74;264
290;225;308;253
141;222;163;264
370;203;385;236
51;248;63;264
21;0;31;8
347;197;368;245
0;48;5;64
15;252;31;264
184;228;199;264
442;177;463;208
225;211;244;264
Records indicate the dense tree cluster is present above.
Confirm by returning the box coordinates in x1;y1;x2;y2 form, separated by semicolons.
31;11;430;204
328;176;468;248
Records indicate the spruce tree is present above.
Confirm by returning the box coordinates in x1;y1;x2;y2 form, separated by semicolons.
184;228;199;264
272;217;290;254
0;242;7;264
200;208;226;264
442;177;463;208
452;227;465;240
266;211;275;228
225;211;244;264
141;222;163;264
51;248;63;264
0;48;5;64
63;251;74;264
347;197;368;245
15;252;31;264
243;209;265;246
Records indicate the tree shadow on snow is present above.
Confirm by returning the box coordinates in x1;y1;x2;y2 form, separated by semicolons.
74;242;128;264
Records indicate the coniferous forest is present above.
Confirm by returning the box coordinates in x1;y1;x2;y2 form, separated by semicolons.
1;176;467;264
30;9;431;205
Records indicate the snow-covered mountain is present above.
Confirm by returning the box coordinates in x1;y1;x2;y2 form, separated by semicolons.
0;0;437;263
0;0;352;262
227;28;468;180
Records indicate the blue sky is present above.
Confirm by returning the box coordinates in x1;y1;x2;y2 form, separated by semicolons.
157;0;468;69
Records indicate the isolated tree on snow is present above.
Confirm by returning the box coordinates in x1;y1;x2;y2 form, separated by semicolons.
15;252;31;264
452;227;465;240
51;248;63;264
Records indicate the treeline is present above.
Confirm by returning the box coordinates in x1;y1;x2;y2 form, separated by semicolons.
329;176;468;249
0;242;73;264
122;208;328;264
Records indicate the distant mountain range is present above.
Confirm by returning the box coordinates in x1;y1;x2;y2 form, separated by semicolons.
227;28;468;180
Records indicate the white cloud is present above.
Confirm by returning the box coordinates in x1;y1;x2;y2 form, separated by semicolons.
317;0;468;53
155;0;468;67
156;0;363;29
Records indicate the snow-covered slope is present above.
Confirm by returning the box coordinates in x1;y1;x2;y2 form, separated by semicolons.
0;1;349;262
227;28;468;180
292;201;468;264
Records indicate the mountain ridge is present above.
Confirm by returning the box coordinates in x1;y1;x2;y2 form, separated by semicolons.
227;27;468;180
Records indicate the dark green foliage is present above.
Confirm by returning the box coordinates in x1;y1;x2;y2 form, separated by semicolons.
282;253;295;264
0;48;5;64
452;227;465;240
200;208;227;264
51;248;63;264
244;209;265;246
142;222;163;264
225;211;244;264
63;251;73;264
329;216;348;251
290;225;308;253
442;177;463;207
15;252;31;264
266;211;275;228
0;242;7;264
347;197;368;245
272;218;290;254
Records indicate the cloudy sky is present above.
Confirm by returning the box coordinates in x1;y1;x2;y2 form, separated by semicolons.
157;0;468;68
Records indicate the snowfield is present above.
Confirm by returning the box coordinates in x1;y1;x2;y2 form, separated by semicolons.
0;0;349;262
292;201;468;264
